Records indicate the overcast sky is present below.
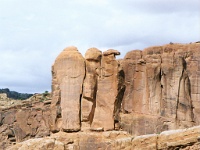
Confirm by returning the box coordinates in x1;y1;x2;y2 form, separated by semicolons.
0;0;199;93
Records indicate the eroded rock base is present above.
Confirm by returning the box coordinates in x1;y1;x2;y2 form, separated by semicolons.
8;125;200;150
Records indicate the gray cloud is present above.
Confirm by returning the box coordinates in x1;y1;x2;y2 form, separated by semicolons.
0;0;199;93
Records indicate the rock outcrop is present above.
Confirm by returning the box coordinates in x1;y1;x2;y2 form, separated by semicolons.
91;49;123;131
1;42;200;149
49;43;199;136
51;46;85;132
8;125;200;150
120;43;200;136
0;94;51;149
81;48;102;130
50;47;124;132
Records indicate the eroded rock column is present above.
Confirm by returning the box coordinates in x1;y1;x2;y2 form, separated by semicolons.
50;46;85;132
91;50;122;131
81;48;102;130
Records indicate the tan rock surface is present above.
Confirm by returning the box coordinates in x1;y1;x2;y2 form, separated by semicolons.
122;50;146;114
51;46;85;132
1;43;200;149
81;48;102;130
0;94;51;149
91;49;123;131
157;126;200;149
8;126;200;150
120;43;199;136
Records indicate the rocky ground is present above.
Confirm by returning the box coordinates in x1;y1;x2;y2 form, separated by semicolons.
8;126;200;150
0;93;51;110
0;93;51;149
1;93;199;150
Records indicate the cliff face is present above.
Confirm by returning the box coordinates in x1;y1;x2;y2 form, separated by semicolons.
50;43;200;135
120;43;200;136
1;42;200;149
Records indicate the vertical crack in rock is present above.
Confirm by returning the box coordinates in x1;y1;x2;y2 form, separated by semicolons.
185;44;200;125
114;60;126;130
176;56;194;128
160;46;176;120
120;44;199;136
175;57;184;127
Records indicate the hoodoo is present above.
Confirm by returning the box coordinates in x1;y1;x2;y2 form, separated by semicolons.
51;46;85;132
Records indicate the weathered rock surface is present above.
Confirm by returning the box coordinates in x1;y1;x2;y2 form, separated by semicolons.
49;43;199;135
1;43;200;149
0;93;51;149
120;43;200;136
91;49;124;131
81;48;102;130
51;47;124;132
8;125;200;150
51;46;85;132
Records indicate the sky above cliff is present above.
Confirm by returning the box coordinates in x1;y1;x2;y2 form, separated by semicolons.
0;0;200;93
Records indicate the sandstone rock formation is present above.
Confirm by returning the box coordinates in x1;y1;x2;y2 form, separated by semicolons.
81;48;102;130
8;125;200;150
49;43;199;136
120;43;200;136
91;49;124;131
0;94;51;149
1;42;200;149
51;47;124;132
51;46;85;132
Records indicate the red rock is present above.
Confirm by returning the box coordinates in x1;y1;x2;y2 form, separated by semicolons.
122;50;147;114
1;43;200;149
81;48;102;130
91;49;123;131
51;46;85;132
120;43;199;136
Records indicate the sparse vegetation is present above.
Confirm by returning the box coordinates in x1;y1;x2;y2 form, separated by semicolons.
43;91;49;97
0;88;33;100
